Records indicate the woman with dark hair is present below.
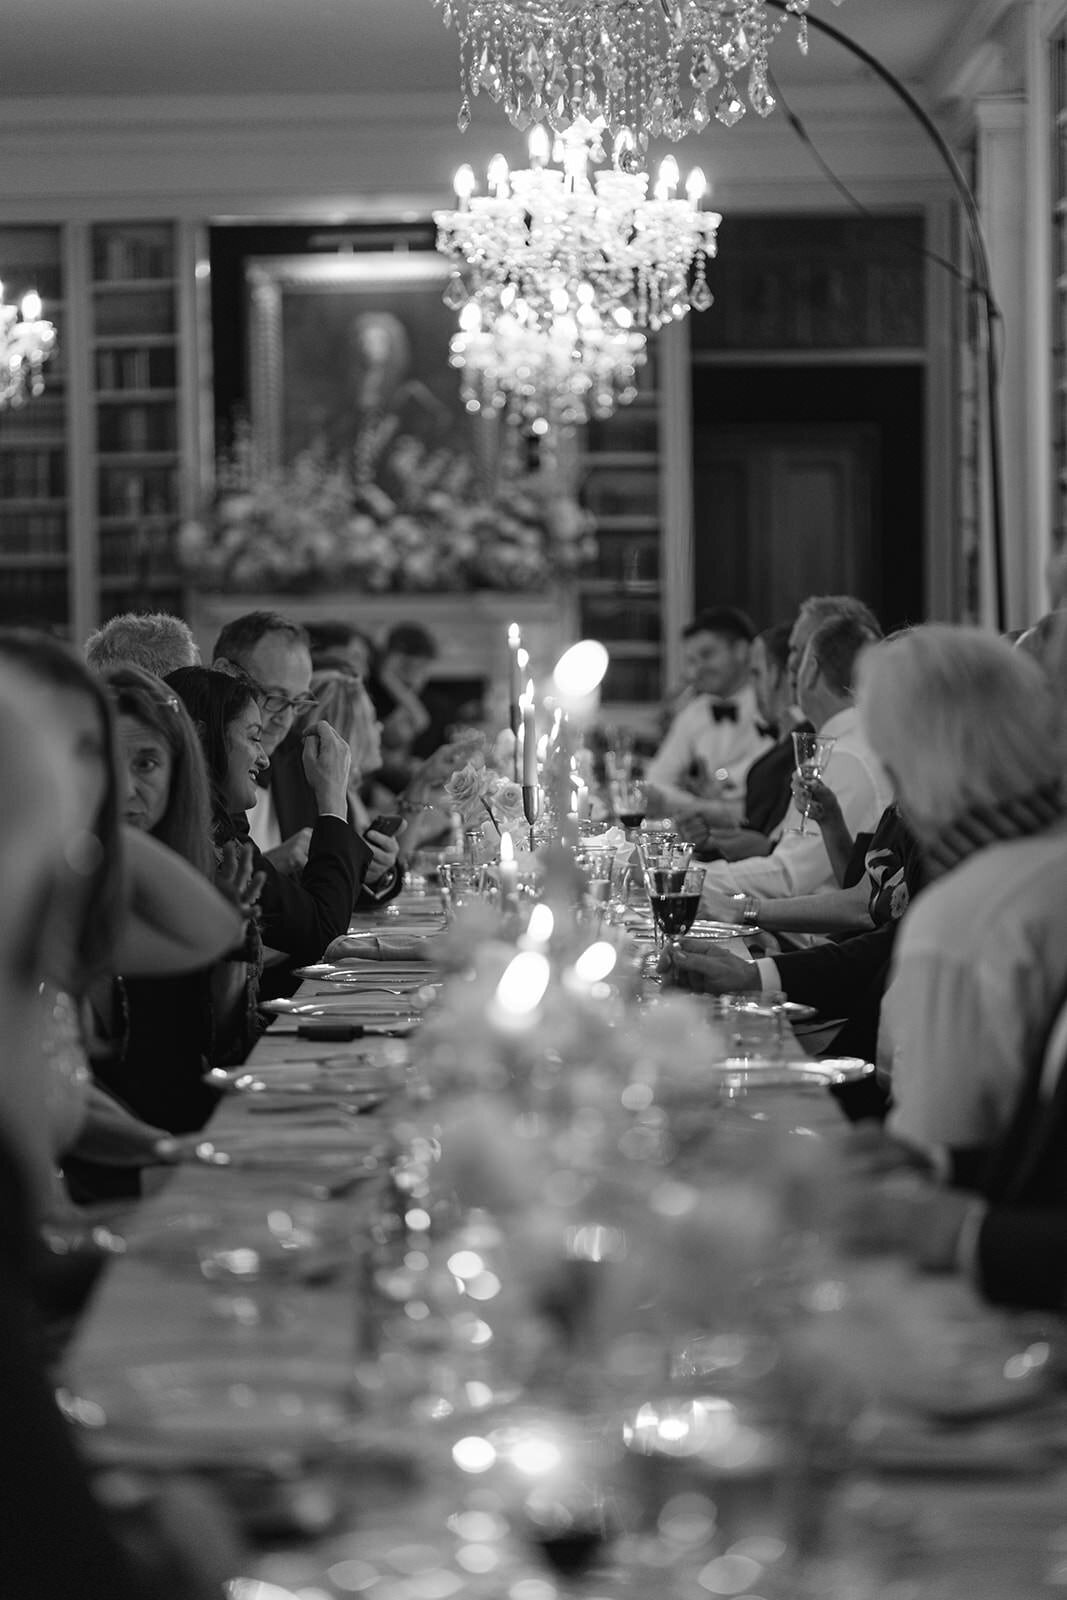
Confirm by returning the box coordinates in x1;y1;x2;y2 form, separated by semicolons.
170;665;365;970
0;631;245;1197
90;666;262;1137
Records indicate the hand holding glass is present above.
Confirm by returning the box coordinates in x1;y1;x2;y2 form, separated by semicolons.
642;864;705;960
790;733;836;835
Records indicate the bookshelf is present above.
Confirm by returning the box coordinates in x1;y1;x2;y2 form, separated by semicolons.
89;223;186;618
0;225;70;629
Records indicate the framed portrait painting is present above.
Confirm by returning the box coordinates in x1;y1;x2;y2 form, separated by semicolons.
246;250;470;469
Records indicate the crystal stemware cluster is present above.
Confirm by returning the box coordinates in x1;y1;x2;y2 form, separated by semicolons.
0;285;55;410
432;0;844;142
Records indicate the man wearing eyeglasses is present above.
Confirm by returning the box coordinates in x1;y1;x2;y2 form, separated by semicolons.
212;611;400;901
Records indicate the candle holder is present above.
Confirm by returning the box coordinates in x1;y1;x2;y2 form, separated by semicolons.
522;783;541;852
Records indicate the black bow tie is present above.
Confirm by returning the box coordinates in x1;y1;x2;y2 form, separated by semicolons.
710;700;738;724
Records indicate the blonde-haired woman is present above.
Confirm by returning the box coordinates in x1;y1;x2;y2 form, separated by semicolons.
308;666;387;833
859;625;1067;1174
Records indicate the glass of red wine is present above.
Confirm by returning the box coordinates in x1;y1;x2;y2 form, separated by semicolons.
612;776;648;836
642;863;705;968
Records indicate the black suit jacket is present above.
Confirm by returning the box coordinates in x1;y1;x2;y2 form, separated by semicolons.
267;732;402;912
227;810;366;970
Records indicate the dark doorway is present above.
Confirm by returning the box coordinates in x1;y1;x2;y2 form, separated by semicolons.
691;364;924;635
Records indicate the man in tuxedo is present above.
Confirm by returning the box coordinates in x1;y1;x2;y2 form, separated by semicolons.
212;610;400;900
646;607;772;821
695;613;891;917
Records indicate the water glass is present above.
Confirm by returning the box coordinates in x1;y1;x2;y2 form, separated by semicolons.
438;862;487;920
716;991;790;1062
575;847;617;929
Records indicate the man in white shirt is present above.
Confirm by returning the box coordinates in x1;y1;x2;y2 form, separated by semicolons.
647;607;772;819
697;613;891;914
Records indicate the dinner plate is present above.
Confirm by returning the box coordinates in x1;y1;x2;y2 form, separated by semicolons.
261;995;423;1022
209;1059;398;1094
193;1122;385;1173
293;961;438;980
67;1354;358;1467
712;1056;873;1087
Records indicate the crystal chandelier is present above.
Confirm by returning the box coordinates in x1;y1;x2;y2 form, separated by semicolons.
432;0;844;141
434;120;722;336
449;296;647;429
0;285;56;410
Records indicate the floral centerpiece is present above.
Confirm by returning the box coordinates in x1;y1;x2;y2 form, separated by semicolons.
179;419;596;594
441;730;526;850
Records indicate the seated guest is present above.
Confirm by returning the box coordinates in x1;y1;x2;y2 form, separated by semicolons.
835;991;1067;1311
695;614;891;922
309;664;393;831
369;621;440;773
0;632;243;1203
306;618;374;679
211;609;399;898
679;619;809;858
0;683;230;1600
859;625;1067;1169
84;611;200;678
169;667;365;976
646;607;771;820
93;667;262;1136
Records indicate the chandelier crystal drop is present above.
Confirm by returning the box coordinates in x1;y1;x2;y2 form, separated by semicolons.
434;119;722;337
449;296;648;429
0;285;56;410
432;0;844;144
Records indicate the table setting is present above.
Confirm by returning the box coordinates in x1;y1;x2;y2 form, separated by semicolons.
59;636;1067;1600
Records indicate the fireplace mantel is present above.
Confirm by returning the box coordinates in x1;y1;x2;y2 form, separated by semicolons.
189;588;580;709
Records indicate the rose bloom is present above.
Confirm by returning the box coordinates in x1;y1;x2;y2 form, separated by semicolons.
444;762;489;816
490;779;524;820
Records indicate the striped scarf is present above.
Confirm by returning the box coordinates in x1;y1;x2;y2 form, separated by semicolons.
922;779;1065;881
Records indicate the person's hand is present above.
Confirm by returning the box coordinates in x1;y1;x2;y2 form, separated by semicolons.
698;885;749;924
672;806;713;847
790;773;844;831
659;938;760;994
72;1087;183;1169
364;824;402;887
302;720;352;817
261;829;312;879
214;839;267;909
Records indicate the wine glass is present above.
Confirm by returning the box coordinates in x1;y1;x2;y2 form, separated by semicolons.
789;733;836;835
612;776;648;836
641;864;705;967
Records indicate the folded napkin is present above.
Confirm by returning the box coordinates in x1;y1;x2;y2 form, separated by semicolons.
325;933;434;962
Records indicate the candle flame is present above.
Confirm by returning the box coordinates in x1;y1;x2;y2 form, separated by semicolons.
494;950;551;1017
507;622;521;648
574;942;617;983
525;903;554;944
553;640;609;701
499;831;515;864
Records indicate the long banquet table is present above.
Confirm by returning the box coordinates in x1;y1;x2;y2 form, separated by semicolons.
66;898;1067;1599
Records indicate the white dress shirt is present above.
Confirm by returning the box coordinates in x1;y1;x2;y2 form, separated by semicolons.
698;705;892;909
880;819;1067;1162
247;784;282;854
647;683;771;812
